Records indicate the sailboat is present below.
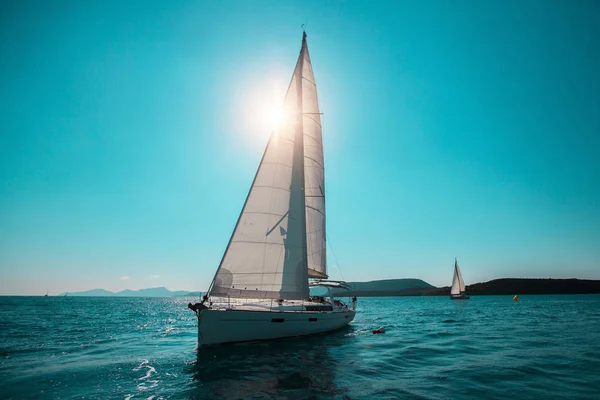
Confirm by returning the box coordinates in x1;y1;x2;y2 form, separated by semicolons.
450;258;470;300
187;32;356;346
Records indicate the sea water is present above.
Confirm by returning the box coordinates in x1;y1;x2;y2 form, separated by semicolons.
0;295;599;399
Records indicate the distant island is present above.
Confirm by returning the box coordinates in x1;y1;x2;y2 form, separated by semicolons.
60;287;203;297
57;278;600;297
327;278;600;297
324;278;435;297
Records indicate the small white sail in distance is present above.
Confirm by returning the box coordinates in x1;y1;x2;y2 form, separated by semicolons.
450;258;466;295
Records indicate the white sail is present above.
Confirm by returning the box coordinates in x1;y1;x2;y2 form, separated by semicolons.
301;38;327;279
450;258;466;295
457;264;466;293
210;34;314;300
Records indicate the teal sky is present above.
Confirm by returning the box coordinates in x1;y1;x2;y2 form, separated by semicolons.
1;1;599;295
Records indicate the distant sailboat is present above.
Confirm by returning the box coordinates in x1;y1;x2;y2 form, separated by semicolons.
187;32;356;347
450;258;469;300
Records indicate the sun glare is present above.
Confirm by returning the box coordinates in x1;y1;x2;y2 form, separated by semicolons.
240;74;288;149
265;105;286;129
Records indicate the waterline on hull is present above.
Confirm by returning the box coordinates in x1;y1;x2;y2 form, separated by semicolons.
450;295;470;300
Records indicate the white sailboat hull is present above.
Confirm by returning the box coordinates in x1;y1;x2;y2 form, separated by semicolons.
197;307;355;347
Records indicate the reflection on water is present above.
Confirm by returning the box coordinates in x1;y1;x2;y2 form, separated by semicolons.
2;296;600;399
188;328;354;399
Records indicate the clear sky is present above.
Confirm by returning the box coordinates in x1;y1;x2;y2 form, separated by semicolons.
1;0;599;295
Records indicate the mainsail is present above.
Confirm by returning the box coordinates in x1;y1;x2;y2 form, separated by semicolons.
450;258;466;295
301;36;327;280
210;33;326;300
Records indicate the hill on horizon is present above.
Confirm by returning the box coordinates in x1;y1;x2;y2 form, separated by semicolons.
60;287;203;297
466;278;600;295
321;278;435;297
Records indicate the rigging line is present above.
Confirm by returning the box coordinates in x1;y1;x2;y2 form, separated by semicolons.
307;247;325;257
326;234;345;282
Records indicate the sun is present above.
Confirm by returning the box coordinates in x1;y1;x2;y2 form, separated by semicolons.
265;105;285;129
239;76;289;149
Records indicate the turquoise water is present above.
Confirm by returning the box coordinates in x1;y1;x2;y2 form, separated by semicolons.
1;295;599;399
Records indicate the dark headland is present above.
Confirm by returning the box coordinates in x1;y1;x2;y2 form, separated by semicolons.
329;278;600;297
456;278;600;296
